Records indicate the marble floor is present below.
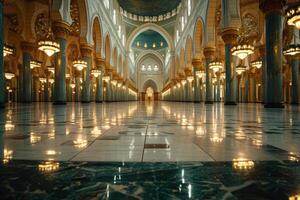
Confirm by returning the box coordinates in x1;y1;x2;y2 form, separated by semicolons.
1;102;300;199
1;101;300;162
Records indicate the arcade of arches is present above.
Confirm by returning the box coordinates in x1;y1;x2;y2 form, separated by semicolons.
1;0;300;199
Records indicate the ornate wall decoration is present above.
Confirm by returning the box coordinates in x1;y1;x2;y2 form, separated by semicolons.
35;13;49;40
240;13;258;42
70;0;80;35
7;14;21;34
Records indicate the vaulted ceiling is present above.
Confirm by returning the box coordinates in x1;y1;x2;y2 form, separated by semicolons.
117;0;181;16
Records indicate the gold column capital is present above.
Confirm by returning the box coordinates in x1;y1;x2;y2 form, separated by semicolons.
80;43;93;58
53;21;70;40
220;28;239;45
203;47;216;60
20;41;35;54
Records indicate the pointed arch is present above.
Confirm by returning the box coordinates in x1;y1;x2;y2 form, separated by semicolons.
104;33;111;65
77;0;88;42
193;18;204;59
185;36;193;69
179;48;185;70
112;47;118;68
92;16;103;56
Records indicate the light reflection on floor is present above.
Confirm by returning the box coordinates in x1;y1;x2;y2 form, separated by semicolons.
1;102;300;163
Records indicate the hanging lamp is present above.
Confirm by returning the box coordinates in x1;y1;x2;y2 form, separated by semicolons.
38;0;60;57
286;4;300;30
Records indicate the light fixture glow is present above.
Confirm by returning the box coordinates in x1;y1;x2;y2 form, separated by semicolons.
48;67;55;74
49;78;54;84
3;45;13;57
30;60;42;69
5;73;15;80
187;76;194;82
39;78;47;83
209;61;223;72
91;69;102;78
236;64;247;75
38;40;60;57
286;5;300;29
73;60;87;71
283;44;300;56
251;60;262;69
231;44;254;60
111;80;117;86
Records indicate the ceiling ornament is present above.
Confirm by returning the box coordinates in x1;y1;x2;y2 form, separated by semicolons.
7;14;21;34
120;5;180;23
70;0;80;35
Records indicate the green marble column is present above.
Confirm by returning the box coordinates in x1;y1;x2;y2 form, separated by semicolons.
44;80;49;102
0;0;4;107
244;75;249;103
21;51;32;103
291;59;299;104
260;0;285;108
54;38;67;104
81;55;92;103
96;75;103;103
203;48;215;104
75;77;81;102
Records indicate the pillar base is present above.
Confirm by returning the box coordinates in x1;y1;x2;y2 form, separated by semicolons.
53;101;66;105
264;103;284;108
205;101;214;104
291;102;299;105
194;101;201;103
224;102;237;105
81;101;90;103
96;100;103;103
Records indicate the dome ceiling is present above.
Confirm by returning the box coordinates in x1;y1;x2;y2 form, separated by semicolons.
117;0;181;16
132;30;168;50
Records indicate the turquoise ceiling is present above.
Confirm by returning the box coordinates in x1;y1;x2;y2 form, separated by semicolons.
117;0;181;16
132;30;168;50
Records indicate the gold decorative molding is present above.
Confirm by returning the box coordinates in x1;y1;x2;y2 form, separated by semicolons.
221;28;239;45
53;21;70;40
20;41;35;54
203;47;216;59
259;0;286;15
80;43;93;58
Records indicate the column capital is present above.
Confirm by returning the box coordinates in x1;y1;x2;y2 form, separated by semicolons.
80;43;93;58
203;47;216;60
192;58;202;70
184;67;192;76
259;0;286;15
221;28;239;45
20;41;35;54
95;57;105;70
53;21;70;40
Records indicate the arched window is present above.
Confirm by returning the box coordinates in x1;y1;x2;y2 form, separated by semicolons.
104;0;109;9
188;0;191;16
113;10;117;24
181;16;184;31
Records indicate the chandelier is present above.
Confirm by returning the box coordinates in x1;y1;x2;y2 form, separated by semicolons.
38;0;60;57
176;83;181;88
66;73;70;79
283;44;300;56
181;79;187;85
286;4;300;29
111;80;117;86
5;73;15;80
236;64;247;75
30;60;42;69
231;27;254;60
232;44;254;60
209;60;223;72
70;83;76;89
73;60;87;71
91;69;102;78
196;71;205;79
49;78;54;84
103;76;110;82
48;67;55;74
39;78;47;83
117;83;123;88
3;45;13;57
251;60;262;69
187;76;194;82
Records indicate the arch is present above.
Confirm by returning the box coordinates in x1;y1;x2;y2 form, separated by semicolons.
92;16;103;56
205;0;219;47
112;47;118;67
193;18;204;58
126;23;175;51
104;33;111;65
136;50;164;67
185;36;193;69
77;0;88;42
179;48;185;69
143;79;158;92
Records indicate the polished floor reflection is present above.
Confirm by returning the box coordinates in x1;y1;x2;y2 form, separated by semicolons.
1;102;300;162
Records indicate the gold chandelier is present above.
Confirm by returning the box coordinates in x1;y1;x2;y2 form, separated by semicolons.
196;70;205;79
3;45;13;57
30;60;42;69
38;0;60;57
70;83;76;89
73;60;87;71
251;60;262;69
231;27;254;60
232;44;254;60
5;73;15;80
48;67;55;74
209;60;223;72
39;78;47;83
91;69;102;78
286;4;300;29
236;64;247;75
283;44;300;56
187;75;194;82
103;76;110;82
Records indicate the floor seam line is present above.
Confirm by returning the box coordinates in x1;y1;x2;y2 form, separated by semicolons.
141;123;149;162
